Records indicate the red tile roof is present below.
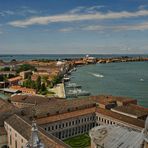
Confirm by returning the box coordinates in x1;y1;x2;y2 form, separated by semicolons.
96;107;144;129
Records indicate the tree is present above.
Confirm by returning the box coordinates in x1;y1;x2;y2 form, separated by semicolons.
3;75;8;88
41;83;46;92
42;75;49;86
1;67;10;71
16;64;36;73
52;75;62;85
0;75;4;81
36;76;41;91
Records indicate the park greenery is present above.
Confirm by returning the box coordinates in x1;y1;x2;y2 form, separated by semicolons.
0;67;11;71
22;76;48;95
0;74;15;82
16;64;36;73
52;75;62;85
63;133;90;148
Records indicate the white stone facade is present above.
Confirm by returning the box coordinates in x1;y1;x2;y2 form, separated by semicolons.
41;113;97;140
4;122;27;148
0;134;7;148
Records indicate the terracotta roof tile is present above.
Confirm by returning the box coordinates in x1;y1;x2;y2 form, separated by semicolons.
96;107;144;129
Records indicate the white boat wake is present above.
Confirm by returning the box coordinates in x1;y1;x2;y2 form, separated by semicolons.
90;73;104;78
140;78;144;82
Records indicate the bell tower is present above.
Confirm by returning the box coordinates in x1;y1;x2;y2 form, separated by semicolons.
26;102;44;148
26;120;44;148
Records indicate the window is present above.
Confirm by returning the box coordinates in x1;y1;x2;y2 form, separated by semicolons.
55;125;57;129
48;126;50;131
15;140;17;148
76;120;77;124
78;119;80;123
10;135;12;145
21;139;23;143
62;123;64;128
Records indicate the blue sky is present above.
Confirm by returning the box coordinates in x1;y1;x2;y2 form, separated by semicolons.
0;0;148;54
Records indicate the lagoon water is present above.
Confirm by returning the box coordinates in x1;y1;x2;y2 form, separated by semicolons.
0;54;148;107
69;62;148;107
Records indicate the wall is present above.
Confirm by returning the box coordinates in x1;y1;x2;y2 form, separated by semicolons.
4;122;27;148
0;134;7;148
41;113;97;140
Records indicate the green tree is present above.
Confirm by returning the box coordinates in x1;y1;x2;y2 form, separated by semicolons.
41;83;46;92
16;64;36;73
36;76;41;91
1;67;10;71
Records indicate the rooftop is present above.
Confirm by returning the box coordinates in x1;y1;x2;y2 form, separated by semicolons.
11;94;63;105
0;99;17;113
90;95;137;104
96;107;145;129
8;76;22;82
23;98;96;118
0;99;20;126
111;104;148;119
5;114;70;148
37;107;96;125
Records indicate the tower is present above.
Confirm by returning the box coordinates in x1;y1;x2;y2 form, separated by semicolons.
26;120;44;148
26;103;44;148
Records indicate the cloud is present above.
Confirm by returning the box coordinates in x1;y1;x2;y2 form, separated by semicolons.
0;7;39;17
138;5;148;10
59;27;74;32
0;31;3;34
69;5;104;14
82;22;148;31
0;10;14;16
69;6;85;14
8;9;148;28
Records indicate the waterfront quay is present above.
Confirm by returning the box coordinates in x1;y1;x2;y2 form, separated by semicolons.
0;55;147;99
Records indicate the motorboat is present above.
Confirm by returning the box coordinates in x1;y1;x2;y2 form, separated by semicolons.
76;89;90;96
63;75;70;82
66;89;90;98
66;83;81;88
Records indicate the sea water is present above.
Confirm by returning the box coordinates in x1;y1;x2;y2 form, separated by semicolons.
69;62;148;107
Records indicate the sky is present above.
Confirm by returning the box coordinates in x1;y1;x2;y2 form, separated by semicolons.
0;0;148;54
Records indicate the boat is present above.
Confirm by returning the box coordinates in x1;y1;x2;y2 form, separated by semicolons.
66;90;77;98
68;67;77;74
63;77;70;82
66;83;81;88
76;89;90;96
67;89;90;98
73;67;77;71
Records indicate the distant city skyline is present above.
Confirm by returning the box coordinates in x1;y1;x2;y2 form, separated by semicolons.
0;0;148;54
